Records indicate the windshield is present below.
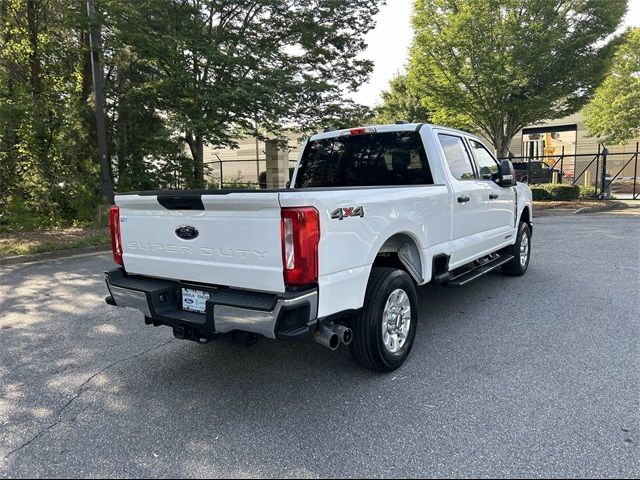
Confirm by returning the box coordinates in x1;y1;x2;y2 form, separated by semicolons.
294;131;433;188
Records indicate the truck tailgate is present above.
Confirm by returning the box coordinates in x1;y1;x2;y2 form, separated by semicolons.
117;192;285;293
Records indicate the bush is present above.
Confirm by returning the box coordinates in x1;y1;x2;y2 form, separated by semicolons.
531;187;551;201
531;184;580;201
579;185;598;199
221;176;259;190
0;196;44;232
544;184;580;200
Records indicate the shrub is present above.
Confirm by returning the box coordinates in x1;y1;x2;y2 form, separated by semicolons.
579;185;598;199
531;187;551;201
221;176;259;190
531;184;580;201
543;184;580;200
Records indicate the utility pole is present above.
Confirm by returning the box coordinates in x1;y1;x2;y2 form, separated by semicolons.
87;0;115;204
255;118;260;188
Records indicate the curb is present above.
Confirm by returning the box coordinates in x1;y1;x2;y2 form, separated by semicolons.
0;245;110;266
574;202;628;215
533;208;579;217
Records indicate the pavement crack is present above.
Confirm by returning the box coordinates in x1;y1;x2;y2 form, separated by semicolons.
2;338;175;460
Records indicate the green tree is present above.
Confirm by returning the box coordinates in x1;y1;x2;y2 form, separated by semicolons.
0;0;103;228
106;0;381;188
375;74;431;124
408;0;627;157
583;28;640;145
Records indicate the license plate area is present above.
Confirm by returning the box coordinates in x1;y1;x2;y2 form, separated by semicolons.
181;288;210;314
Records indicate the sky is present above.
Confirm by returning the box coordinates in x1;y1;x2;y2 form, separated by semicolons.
351;0;640;108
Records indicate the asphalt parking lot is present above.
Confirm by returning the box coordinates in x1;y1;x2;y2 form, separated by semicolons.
1;211;638;478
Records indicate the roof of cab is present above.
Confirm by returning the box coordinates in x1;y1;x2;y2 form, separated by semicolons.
308;123;475;142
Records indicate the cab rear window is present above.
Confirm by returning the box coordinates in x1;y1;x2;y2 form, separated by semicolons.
294;131;433;188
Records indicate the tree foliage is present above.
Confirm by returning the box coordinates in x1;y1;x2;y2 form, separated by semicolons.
375;74;431;124
0;0;381;230
105;0;380;187
406;0;627;157
0;0;100;229
583;28;640;145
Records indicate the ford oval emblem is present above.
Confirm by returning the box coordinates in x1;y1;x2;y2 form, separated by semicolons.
175;225;199;240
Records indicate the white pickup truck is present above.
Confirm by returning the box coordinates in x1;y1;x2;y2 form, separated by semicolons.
105;123;532;372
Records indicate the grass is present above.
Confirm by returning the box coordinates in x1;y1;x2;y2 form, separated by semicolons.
0;227;109;258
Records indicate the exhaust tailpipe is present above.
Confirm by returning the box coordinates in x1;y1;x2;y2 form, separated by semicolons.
312;325;340;351
331;324;353;346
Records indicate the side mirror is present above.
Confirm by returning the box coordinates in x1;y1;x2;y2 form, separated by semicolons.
499;160;517;187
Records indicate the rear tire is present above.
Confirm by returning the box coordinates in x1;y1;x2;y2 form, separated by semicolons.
501;221;531;276
349;267;418;373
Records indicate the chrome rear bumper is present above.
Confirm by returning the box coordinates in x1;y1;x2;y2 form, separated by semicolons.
105;269;318;340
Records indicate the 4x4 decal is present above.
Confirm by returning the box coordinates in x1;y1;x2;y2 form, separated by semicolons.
331;206;365;220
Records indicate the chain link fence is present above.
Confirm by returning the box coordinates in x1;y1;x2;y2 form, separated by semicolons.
203;158;298;189
501;142;639;199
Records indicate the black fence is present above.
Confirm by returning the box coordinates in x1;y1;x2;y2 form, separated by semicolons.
203;158;298;189
501;143;640;200
196;143;639;196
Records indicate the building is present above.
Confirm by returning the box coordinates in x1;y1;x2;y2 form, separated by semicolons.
507;112;640;158
505;112;640;187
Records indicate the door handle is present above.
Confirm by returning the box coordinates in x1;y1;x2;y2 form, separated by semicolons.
489;193;499;200
457;195;470;203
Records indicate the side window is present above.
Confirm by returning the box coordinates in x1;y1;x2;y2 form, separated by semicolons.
438;134;476;180
469;139;499;180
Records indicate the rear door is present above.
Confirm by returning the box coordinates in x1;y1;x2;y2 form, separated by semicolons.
117;192;285;293
436;132;490;267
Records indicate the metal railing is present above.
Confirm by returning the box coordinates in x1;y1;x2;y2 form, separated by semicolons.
500;142;639;200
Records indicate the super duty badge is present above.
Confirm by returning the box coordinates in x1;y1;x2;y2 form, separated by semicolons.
331;206;365;220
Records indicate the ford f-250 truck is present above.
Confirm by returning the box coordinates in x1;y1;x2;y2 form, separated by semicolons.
104;123;532;372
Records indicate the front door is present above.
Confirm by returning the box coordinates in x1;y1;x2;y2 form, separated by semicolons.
436;132;492;267
466;138;517;251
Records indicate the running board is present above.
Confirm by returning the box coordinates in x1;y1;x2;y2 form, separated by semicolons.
443;255;514;287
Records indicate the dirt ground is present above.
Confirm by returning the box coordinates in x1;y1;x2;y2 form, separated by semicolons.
0;227;109;258
532;199;623;210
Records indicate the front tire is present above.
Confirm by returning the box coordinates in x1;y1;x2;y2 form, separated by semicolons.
501;221;531;276
349;267;418;373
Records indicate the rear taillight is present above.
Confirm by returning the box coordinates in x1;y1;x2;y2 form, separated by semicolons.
109;206;123;266
281;207;320;286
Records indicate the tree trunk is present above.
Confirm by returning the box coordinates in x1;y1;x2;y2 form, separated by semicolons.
87;0;115;204
491;120;511;159
494;138;510;159
26;0;42;97
491;114;522;159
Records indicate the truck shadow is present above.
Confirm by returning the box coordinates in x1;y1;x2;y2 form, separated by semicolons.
1;256;537;477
